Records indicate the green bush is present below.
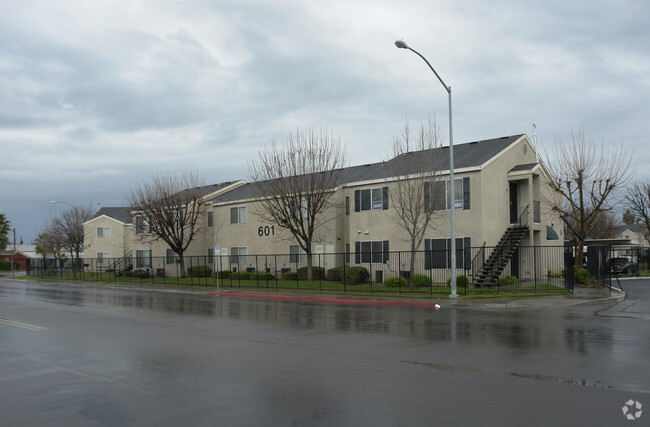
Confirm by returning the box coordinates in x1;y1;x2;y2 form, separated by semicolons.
327;267;345;281
384;276;407;287
0;260;19;271
447;275;469;287
344;266;369;284
131;269;150;279
230;271;250;280
187;265;212;278
251;271;273;280
573;267;590;284
498;275;518;287
282;272;297;281
216;270;231;279
413;274;431;287
297;266;326;280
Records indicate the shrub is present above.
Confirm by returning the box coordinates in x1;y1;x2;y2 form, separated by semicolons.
573;267;590;284
251;271;273;280
297;266;326;280
230;271;250;280
327;267;345;281
282;272;297;281
498;275;518;287
344;266;369;284
413;274;431;287
447;275;469;288
0;260;18;271
131;269;150;279
384;276;408;287
216;270;231;279
187;265;212;278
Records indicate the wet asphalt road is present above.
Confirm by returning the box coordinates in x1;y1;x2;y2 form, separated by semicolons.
1;278;649;426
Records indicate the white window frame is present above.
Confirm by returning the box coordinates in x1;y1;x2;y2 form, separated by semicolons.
97;252;111;265
289;245;307;264
230;247;247;265
136;249;152;268
97;227;111;239
360;188;384;211
230;206;247;224
136;216;151;234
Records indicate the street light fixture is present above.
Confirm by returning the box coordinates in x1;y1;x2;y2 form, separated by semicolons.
395;39;458;298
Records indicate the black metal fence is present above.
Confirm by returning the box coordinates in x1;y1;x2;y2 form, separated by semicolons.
27;245;574;294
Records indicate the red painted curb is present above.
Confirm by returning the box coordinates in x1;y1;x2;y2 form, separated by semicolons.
209;292;442;308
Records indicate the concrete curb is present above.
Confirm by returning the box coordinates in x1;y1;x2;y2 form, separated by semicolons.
568;287;625;307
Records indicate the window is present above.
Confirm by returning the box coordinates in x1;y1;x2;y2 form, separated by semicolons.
208;248;214;263
354;187;388;212
345;196;350;216
290;245;307;264
354;240;389;264
533;200;541;223
136;249;152;268
136;216;151;234
96;227;111;239
207;211;213;227
425;177;470;211
424;238;471;270
289;197;309;219
345;243;350;264
230;206;247;224
166;249;180;265
97;253;110;265
230;247;247;265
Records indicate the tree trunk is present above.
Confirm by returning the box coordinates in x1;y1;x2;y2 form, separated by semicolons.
179;252;186;278
306;250;313;281
409;240;417;290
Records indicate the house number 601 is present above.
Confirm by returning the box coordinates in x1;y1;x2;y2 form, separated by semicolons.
258;226;275;237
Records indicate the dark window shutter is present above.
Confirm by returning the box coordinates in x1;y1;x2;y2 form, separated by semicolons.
433;181;446;210
354;190;360;212
383;240;390;263
424;239;431;270
424;182;431;211
463;237;471;269
355;241;360;264
463;177;470;210
382;187;389;210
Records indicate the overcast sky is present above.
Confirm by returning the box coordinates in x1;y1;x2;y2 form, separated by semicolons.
2;0;648;243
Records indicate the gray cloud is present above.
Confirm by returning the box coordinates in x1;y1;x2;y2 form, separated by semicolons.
1;0;648;242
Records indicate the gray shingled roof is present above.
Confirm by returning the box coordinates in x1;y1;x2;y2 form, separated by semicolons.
90;207;133;224
509;163;538;173
209;134;525;204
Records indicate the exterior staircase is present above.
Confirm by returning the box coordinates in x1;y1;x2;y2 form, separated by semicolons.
473;226;528;287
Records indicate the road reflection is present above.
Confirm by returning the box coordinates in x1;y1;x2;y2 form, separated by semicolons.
12;282;616;356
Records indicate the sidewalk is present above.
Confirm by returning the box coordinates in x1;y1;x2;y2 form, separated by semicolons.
208;285;625;309
2;274;625;309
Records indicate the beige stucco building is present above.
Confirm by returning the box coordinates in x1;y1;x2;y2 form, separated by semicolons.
84;133;563;281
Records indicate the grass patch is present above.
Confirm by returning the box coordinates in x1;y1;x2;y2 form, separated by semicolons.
17;274;570;299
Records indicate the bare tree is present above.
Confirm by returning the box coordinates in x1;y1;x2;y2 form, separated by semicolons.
542;127;635;259
626;181;650;241
49;206;93;278
249;129;347;281
128;173;208;276
588;209;618;239
388;118;443;289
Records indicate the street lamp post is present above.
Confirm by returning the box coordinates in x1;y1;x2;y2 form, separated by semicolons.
395;39;458;298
